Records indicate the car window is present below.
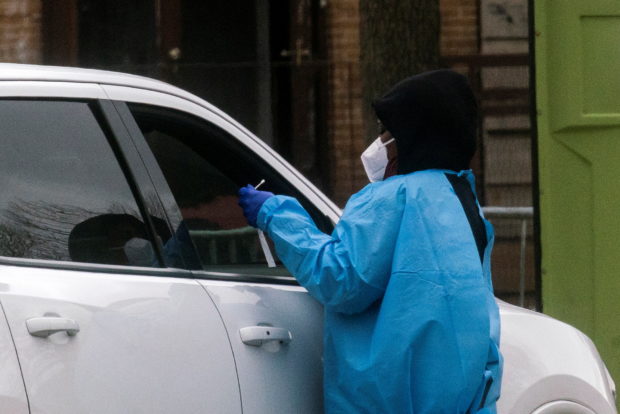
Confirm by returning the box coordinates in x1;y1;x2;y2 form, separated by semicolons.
0;100;159;267
127;103;333;276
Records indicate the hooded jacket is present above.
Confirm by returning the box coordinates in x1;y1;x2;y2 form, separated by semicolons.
373;69;478;175
256;70;502;413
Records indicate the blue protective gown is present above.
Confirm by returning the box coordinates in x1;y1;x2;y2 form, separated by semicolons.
257;169;502;413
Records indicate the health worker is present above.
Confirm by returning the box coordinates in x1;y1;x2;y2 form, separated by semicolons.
238;69;502;414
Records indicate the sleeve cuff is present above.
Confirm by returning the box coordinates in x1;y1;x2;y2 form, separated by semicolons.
256;195;286;231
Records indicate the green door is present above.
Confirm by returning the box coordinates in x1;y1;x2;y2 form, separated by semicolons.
536;0;620;388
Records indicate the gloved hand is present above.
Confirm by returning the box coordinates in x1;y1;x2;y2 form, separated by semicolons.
238;184;274;227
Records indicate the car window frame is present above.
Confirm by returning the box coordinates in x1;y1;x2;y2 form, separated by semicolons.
101;84;341;222
112;100;332;285
0;97;193;279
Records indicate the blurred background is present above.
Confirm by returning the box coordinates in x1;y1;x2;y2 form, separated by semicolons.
0;0;535;308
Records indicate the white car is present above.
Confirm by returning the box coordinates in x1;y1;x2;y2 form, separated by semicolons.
0;63;614;414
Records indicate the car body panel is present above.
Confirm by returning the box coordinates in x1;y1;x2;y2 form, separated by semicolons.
0;64;188;103
0;297;29;414
498;300;616;413
0;264;241;414
199;279;324;413
0;81;106;99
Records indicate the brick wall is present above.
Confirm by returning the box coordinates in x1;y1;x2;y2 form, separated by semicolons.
325;0;366;206
440;0;479;56
0;0;42;63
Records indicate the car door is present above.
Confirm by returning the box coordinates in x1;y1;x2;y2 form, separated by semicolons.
0;301;28;413
107;93;334;413
0;97;241;414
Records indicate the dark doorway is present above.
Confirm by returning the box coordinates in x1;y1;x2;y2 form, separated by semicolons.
270;0;329;191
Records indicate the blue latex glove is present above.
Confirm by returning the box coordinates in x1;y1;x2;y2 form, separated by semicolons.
238;184;274;227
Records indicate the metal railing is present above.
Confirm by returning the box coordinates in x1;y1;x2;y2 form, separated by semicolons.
482;206;534;307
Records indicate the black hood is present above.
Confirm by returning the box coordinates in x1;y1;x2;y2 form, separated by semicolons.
372;69;478;174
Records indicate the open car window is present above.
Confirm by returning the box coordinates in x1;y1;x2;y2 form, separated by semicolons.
127;103;333;276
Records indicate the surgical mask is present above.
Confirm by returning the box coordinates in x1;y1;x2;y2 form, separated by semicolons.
360;137;395;182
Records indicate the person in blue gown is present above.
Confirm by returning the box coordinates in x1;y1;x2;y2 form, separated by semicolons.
238;69;502;413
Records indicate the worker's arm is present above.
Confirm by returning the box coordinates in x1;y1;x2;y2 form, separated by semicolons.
257;183;405;314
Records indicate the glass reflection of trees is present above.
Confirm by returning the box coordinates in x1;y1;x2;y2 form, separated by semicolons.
0;199;141;261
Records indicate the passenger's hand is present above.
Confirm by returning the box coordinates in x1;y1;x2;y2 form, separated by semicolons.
238;184;274;227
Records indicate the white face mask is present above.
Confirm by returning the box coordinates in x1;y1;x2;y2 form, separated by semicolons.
360;137;396;182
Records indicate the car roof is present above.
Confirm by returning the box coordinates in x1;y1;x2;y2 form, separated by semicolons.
0;62;195;101
0;63;249;139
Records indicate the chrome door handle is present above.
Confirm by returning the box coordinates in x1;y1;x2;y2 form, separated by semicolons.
239;326;292;346
26;317;80;338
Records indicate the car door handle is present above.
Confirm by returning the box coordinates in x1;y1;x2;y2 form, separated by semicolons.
26;317;80;338
239;326;292;346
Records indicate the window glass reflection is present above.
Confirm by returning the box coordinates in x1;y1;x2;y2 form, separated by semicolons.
0;100;156;266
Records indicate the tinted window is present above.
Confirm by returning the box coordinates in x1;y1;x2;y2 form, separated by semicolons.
0;100;158;267
129;104;333;275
